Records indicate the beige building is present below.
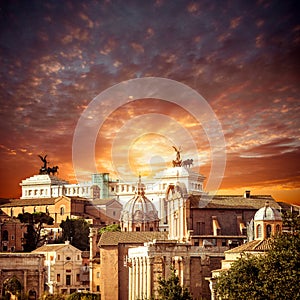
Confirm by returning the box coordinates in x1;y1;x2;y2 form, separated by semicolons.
33;241;89;294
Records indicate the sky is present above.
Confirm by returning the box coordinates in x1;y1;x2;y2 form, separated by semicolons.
0;0;299;205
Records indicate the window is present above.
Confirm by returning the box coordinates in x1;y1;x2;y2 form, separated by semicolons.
11;235;14;240
57;255;60;260
76;274;80;282
135;227;140;232
257;224;262;238
96;285;100;292
150;227;153;231
3;230;8;241
60;206;65;216
66;275;71;286
96;272;100;278
266;224;272;238
57;274;61;282
276;224;280;233
3;245;7;251
66;256;71;261
196;222;205;235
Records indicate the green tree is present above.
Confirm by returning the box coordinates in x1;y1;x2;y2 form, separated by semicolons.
215;233;300;300
98;223;120;235
17;212;54;251
43;294;65;300
215;254;265;300
67;292;99;300
59;218;90;251
157;266;193;300
3;276;22;299
259;233;300;299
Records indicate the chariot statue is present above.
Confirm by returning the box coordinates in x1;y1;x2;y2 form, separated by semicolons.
38;155;59;176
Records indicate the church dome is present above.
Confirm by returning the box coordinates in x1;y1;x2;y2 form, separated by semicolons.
121;196;159;223
120;176;159;232
254;201;282;221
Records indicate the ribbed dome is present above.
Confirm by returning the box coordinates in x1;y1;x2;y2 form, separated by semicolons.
120;176;159;224
254;201;282;221
121;196;159;223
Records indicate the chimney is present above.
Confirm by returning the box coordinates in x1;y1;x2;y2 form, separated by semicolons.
244;190;251;198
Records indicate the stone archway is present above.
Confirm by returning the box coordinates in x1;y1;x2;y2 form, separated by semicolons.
28;290;36;300
2;276;22;300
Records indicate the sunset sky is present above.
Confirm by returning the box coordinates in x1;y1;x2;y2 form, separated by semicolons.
0;0;299;205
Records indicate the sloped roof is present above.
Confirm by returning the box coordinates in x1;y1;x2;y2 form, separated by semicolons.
0;196;90;208
33;244;66;252
98;231;168;247
92;198;122;206
33;242;81;253
1;198;55;207
226;238;274;253
189;194;280;210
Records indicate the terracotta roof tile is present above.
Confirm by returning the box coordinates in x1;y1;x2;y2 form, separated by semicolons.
98;231;168;247
226;238;274;253
1;198;55;207
33;244;66;252
189;195;280;210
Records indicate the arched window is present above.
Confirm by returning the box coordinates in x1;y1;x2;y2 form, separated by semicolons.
3;230;8;241
256;224;262;238
60;206;65;216
266;224;272;238
276;224;281;234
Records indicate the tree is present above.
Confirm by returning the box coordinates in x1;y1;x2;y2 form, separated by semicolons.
98;223;120;235
43;293;65;300
259;233;300;299
67;292;99;300
59;218;90;251
215;232;300;300
157;266;193;300
17;212;54;252
215;254;265;300
3;276;22;299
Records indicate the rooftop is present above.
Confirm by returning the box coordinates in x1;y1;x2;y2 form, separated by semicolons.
98;231;168;247
189;194;280;210
226;238;274;253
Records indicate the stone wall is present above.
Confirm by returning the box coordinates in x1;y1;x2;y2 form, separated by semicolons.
0;253;45;299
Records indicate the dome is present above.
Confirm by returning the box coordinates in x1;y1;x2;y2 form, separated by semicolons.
254;201;282;221
120;176;159;232
121;195;159;223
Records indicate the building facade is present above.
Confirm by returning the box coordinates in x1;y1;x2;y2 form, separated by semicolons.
33;241;89;294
